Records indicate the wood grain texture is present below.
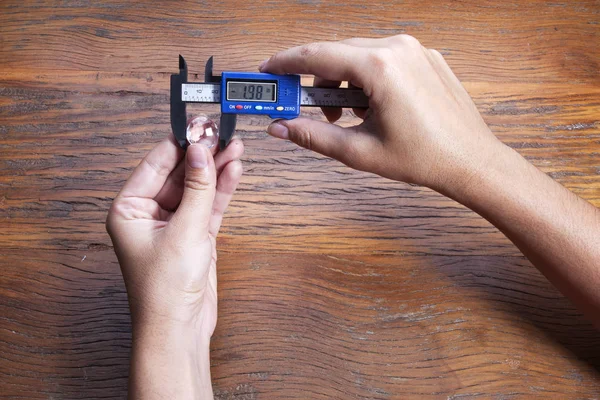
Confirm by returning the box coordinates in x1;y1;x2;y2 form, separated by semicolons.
1;0;599;399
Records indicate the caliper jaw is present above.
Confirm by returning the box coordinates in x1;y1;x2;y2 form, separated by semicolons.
204;56;237;150
170;55;236;151
170;55;188;149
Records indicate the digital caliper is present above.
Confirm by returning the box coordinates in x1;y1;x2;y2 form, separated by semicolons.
170;55;369;150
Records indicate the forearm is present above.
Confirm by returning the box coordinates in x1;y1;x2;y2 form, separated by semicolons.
129;321;213;400
443;141;600;326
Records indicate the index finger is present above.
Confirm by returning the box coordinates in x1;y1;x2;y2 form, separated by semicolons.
118;135;184;199
260;42;372;92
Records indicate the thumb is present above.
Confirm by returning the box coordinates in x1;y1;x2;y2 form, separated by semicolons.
267;117;361;164
170;144;216;242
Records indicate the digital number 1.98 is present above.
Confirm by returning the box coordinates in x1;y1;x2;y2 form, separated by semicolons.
243;85;264;100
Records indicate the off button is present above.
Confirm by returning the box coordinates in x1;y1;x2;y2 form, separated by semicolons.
276;106;284;111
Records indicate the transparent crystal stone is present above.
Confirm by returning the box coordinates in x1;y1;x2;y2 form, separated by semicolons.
186;115;219;148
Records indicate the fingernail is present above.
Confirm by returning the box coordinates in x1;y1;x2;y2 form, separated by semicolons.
258;58;269;71
267;122;289;139
187;144;208;169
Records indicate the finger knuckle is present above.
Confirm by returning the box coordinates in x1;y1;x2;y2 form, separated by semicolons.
184;173;214;192
396;34;421;48
142;155;170;178
231;160;243;176
342;37;365;46
339;140;360;168
300;42;322;58
292;126;314;151
368;49;394;77
430;49;443;58
105;200;124;236
266;53;279;66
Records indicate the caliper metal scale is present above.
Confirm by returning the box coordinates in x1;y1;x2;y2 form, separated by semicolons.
171;55;369;150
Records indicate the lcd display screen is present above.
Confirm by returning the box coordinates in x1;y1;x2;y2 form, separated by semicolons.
227;81;277;102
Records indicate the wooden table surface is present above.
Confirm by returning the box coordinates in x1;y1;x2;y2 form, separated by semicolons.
1;1;599;398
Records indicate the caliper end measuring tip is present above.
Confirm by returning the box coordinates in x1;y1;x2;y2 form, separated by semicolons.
171;55;188;149
205;56;219;83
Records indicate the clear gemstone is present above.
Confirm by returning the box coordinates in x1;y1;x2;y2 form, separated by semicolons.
186;115;219;148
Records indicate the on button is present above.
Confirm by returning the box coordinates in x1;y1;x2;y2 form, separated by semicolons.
235;105;243;110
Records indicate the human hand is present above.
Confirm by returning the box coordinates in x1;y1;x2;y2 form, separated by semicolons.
106;136;244;340
261;35;502;196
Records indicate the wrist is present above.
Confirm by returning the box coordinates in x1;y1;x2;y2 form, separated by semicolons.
132;315;212;353
130;319;214;399
434;137;515;204
127;287;215;338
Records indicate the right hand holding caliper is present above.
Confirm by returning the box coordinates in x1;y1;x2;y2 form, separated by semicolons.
260;35;501;196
